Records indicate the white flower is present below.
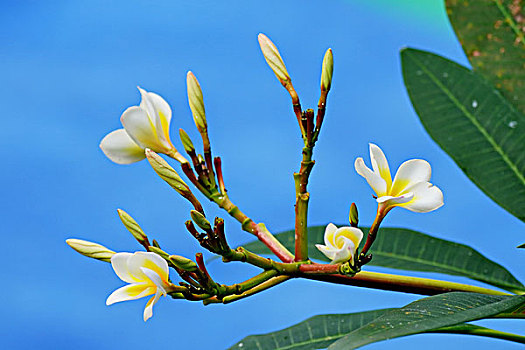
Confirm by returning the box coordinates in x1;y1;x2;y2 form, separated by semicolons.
106;252;171;322
355;143;443;213
315;223;364;264
100;87;175;164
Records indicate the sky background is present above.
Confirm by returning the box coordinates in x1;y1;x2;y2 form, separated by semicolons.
1;0;523;349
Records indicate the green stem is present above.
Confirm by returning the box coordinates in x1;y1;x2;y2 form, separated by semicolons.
294;141;315;262
223;247;303;274
429;324;525;344
213;276;291;305
304;271;509;296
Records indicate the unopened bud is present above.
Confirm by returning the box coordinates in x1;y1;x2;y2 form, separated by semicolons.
186;71;207;133
258;33;291;85
66;239;115;262
148;246;170;260
197;154;205;165
146;149;192;196
190;210;211;231
169;255;198;272
349;202;359;227
179;129;195;154
118;209;149;244
320;48;333;92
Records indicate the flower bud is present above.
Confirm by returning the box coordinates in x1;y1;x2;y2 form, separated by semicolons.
320;48;333;92
66;239;115;262
146;149;192;196
190;210;212;231
349;202;359;227
148;246;170;260
179;128;195;154
258;33;291;84
169;255;198;272
186;71;207;133
117;209;149;245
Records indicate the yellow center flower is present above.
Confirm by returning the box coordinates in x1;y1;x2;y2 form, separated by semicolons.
315;223;364;264
106;251;171;321
354;143;443;213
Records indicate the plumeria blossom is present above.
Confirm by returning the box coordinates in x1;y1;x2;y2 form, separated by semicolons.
355;143;443;213
315;223;364;264
100;87;176;164
106;252;171;322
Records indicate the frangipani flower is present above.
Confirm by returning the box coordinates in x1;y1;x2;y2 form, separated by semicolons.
100;87;176;164
106;251;171;322
355;143;443;213
315;223;364;264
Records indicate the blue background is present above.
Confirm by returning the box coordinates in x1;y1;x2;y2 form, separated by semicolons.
2;0;523;349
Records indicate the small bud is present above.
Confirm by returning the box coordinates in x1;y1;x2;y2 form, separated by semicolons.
169;255;198;272
191;210;212;231
66;239;115;262
179;129;195;154
258;33;291;85
197;154;205;165
118;209;149;244
349;203;359;227
148;246;170;260
320;48;333;92
186;71;207;133
146;149;192;196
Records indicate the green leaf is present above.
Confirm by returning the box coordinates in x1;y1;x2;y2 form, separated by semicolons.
229;309;393;350
446;0;525;114
230;296;525;350
329;292;525;349
518;243;525;249
240;226;525;293
401;48;525;222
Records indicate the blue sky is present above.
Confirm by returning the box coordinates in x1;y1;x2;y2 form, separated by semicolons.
1;1;523;349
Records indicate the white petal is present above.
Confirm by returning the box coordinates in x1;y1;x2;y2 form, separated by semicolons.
334;227;364;250
106;284;155;305
128;252;169;283
377;193;414;208
143;290;162;322
111;253;141;283
400;182;444;213
355;157;387;196
390;159;431;196
138;88;172;147
324;223;338;247
141;267;167;292
99;129;146;164
369;144;392;190
121;106;164;152
315;244;336;261
330;237;355;264
147;91;172;142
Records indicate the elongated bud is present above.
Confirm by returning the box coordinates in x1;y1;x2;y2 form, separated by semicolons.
169;255;198;272
258;33;291;85
349;202;359;227
146;149;191;195
179;129;195;154
186;71;207;133
117;209;149;245
66;239;115;262
320;48;333;92
191;210;212;231
148;246;170;260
